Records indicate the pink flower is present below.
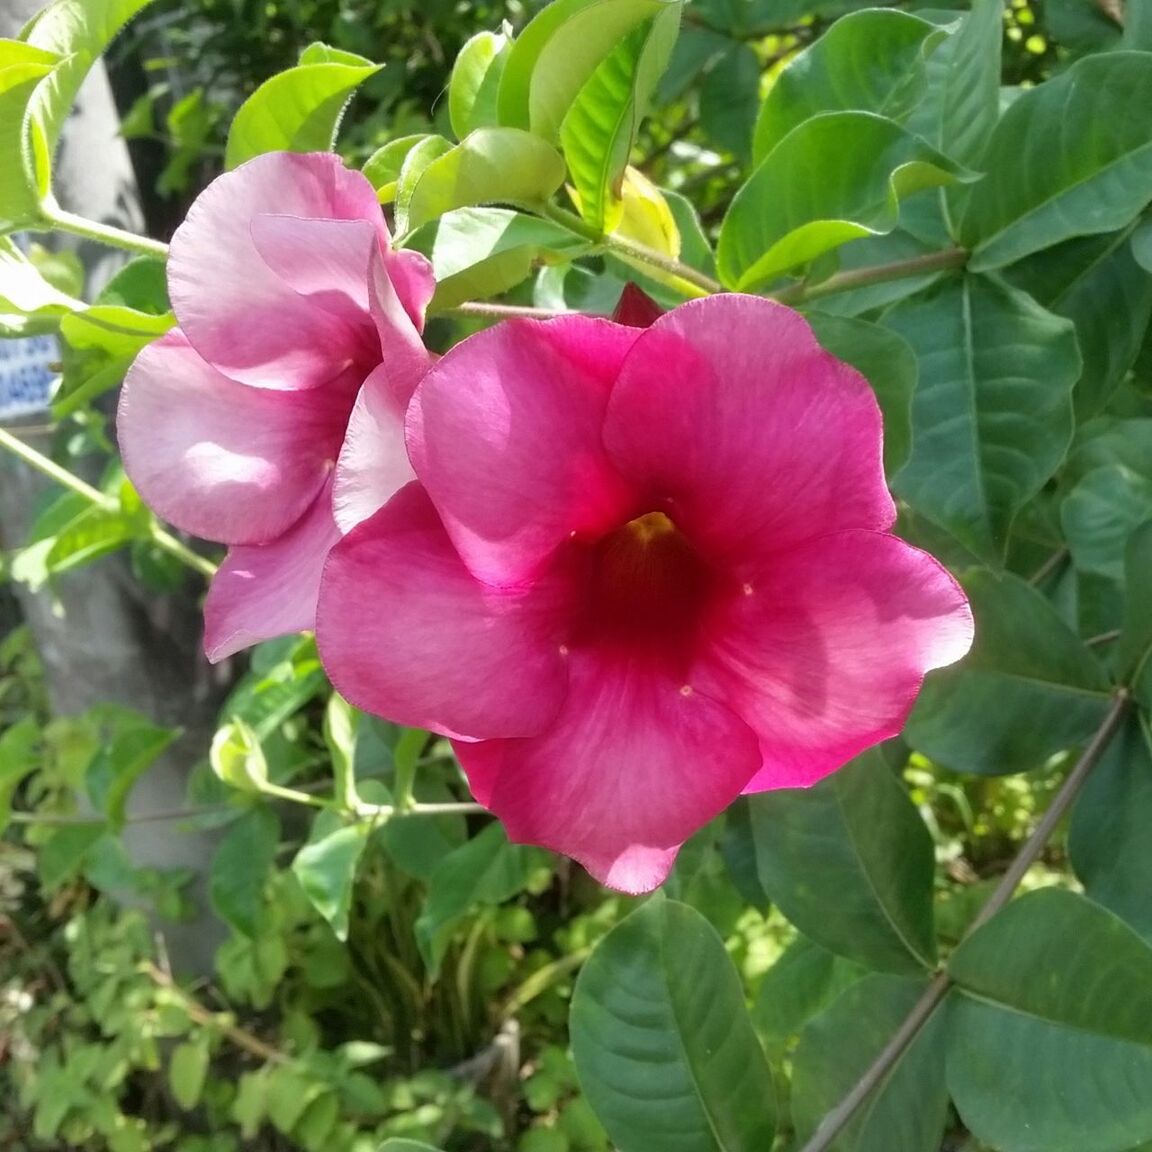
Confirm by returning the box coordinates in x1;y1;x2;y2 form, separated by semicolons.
317;295;974;892
117;151;435;661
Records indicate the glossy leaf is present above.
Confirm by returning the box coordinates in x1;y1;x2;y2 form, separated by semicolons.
449;29;511;140
791;975;949;1152
947;889;1152;1152
747;751;937;974
1070;714;1152;940
497;0;680;141
906;570;1113;775
571;898;776;1152
718;113;969;291
362;134;430;204
400;127;566;233
961;53;1152;270
209;807;280;938
752;8;944;164
392;135;454;237
1062;464;1152;581
0;229;80;336
883;274;1078;564
0;42;56;230
561;10;679;231
806;313;916;475
292;810;369;942
224;44;380;169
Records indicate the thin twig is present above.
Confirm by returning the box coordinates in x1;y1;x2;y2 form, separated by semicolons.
772;247;969;306
1028;547;1069;586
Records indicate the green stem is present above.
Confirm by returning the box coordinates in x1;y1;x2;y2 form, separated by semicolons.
36;206;169;261
353;799;486;821
0;425;217;580
449;301;571;320
772;246;969;306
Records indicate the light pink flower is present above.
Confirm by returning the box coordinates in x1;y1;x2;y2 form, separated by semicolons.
317;295;974;892
118;151;435;661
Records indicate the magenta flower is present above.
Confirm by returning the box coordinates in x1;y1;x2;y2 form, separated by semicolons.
317;295;974;892
118;151;435;660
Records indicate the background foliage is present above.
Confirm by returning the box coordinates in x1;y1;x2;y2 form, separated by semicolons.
5;0;1152;1151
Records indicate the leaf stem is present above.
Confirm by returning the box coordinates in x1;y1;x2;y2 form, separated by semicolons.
448;301;572;320
0;425;217;580
797;689;1130;1152
35;206;169;261
772;247;969;306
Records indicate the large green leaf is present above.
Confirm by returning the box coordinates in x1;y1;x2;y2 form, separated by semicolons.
883;274;1079;563
571;898;775;1152
497;0;680;141
0;42;56;230
1116;518;1152;681
791;975;949;1152
400;127;566;233
1062;464;1152;581
1046;0;1122;55
906;570;1112;775
84;710;177;828
1069;714;1152;940
292;810;369;942
698;40;759;161
717;112;969;292
947;889;1152;1152
224;43;380;169
560;8;680;231
747;751;937;974
401;206;589;309
209;807;281;938
752;8;944;164
805;313;916;475
961;53;1152;270
448;28;511;140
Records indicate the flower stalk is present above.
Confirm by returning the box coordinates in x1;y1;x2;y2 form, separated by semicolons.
35;205;170;260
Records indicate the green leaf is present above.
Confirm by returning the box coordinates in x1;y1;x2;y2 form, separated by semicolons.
906;570;1113;775
0;233;82;334
752;8;945;164
169;1037;210;1111
718;112;970;292
560;9;680;231
322;693;359;810
414;822;542;976
0;43;56;230
379;1143;447;1152
0;716;39;835
393;134;454;236
85;713;177;828
1046;0;1122;55
291;810;369;942
400;127;567;233
1116;519;1152;680
791;975;949;1152
938;0;1002;170
210;719;270;795
362;134;430;204
497;0;681;141
1070;714;1152;940
570;898;776;1152
38;823;106;891
746;751;936;974
805;313;916;476
209;806;280;938
883;274;1079;564
1062;464;1152;581
449;28;511;139
947;888;1152;1152
698;40;759;161
224;43;380;169
961;53;1152;271
402;206;590;309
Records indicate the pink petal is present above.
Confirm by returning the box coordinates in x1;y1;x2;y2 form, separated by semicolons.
118;330;350;545
408;316;643;584
384;248;436;332
604;295;896;566
203;479;342;661
695;530;974;791
456;648;762;892
168;152;387;389
316;483;570;740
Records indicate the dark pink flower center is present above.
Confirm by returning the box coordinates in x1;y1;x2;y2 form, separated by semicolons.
579;510;714;656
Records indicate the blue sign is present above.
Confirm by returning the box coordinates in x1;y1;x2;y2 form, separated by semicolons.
0;333;57;419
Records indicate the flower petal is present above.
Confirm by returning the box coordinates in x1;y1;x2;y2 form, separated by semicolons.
456;649;761;893
317;483;570;740
383;248;436;332
168;152;386;388
604;295;896;565
203;479;342;661
408;316;644;584
695;530;974;791
118;329;350;545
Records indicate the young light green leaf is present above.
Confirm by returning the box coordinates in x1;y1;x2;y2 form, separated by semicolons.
323;693;359;810
224;44;381;169
210;718;270;794
400;127;567;233
906;570;1113;775
497;0;681;141
961;52;1152;270
0;44;56;230
0;233;82;333
753;8;945;163
449;28;511;140
169;1037;211;1111
560;7;680;231
292;809;369;942
883;274;1079;564
393;134;455;236
362;134;430;204
747;750;937;974
571;898;776;1152
718;112;970;291
947;889;1152;1152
